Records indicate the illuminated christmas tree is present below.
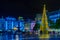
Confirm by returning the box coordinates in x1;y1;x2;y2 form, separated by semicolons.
40;4;49;34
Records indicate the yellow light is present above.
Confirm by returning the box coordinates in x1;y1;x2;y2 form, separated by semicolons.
40;4;49;34
39;34;50;39
13;27;18;30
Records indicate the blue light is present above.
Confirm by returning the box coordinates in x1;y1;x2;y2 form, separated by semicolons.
6;21;7;30
49;14;60;19
20;22;24;31
6;17;16;21
12;22;13;29
51;19;56;23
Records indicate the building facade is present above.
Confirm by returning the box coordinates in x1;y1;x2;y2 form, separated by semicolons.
0;17;5;31
5;17;16;31
47;10;60;23
18;16;25;31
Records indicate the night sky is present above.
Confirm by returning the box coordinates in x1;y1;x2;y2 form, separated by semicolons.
0;0;60;19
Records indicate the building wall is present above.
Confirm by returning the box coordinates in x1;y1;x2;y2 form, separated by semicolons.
48;10;60;23
19;21;25;31
18;17;25;31
0;16;25;31
0;18;5;30
5;17;16;30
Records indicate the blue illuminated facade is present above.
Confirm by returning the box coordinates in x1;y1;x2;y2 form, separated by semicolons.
0;10;60;31
18;17;25;31
47;10;60;23
0;17;5;31
5;17;16;30
0;16;25;31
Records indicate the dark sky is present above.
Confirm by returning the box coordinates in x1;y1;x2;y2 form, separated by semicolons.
0;0;60;19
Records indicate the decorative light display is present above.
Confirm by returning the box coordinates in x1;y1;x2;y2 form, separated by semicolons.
40;4;49;34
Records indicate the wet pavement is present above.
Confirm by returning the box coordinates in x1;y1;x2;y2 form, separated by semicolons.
0;33;60;40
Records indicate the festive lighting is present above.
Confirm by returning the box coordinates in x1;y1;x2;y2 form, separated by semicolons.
13;27;18;30
40;4;49;34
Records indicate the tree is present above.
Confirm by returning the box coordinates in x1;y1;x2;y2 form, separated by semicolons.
48;18;56;29
48;18;60;29
55;18;60;29
33;22;40;31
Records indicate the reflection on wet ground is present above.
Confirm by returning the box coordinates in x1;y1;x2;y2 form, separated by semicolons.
0;33;60;40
